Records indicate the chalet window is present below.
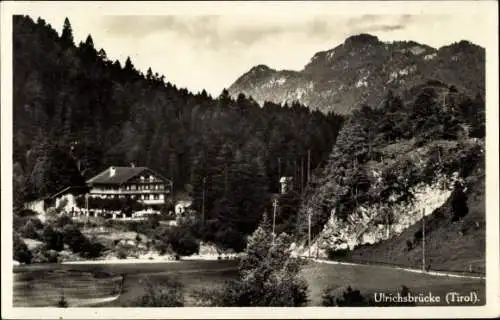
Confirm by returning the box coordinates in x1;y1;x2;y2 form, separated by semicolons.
149;175;154;182
159;185;164;190
154;194;159;200
131;185;136;190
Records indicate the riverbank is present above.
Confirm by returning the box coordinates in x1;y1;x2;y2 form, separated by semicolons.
58;253;239;265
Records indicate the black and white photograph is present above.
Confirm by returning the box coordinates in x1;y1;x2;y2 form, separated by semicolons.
1;1;498;318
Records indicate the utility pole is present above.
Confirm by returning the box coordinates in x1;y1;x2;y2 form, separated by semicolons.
171;179;175;213
300;157;304;194
201;177;206;226
293;159;297;191
307;149;311;183
308;210;312;259
272;198;278;244
422;208;426;271
85;193;89;217
278;157;281;179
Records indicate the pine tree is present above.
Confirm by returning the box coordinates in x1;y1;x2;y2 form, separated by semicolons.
84;34;94;48
61;17;74;47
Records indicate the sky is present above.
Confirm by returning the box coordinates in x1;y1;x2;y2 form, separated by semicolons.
14;2;496;97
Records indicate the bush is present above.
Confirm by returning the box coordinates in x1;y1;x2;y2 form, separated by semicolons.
406;240;413;251
168;227;199;257
326;247;350;260
42;225;64;251
32;247;59;263
129;276;184;307
116;247;128;259
13;234;32;264
62;225;87;253
20;220;40;240
451;185;469;222
80;240;105;259
54;214;73;228
322;286;370;307
57;295;68;308
215;226;246;253
191;280;244;307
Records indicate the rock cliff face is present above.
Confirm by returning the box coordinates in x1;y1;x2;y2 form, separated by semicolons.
228;34;484;114
293;174;457;258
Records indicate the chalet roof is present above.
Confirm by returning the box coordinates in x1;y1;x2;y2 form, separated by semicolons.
86;166;170;185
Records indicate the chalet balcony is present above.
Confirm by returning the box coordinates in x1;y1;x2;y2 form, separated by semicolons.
89;189;170;195
142;199;166;205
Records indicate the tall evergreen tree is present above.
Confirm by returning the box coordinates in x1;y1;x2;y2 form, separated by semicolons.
61;17;74;47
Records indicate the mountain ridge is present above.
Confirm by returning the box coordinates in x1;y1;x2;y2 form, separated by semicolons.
228;33;485;114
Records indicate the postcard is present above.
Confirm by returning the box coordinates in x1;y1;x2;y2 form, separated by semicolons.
1;1;498;319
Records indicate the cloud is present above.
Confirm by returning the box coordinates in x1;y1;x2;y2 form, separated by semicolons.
344;14;415;35
101;14;417;52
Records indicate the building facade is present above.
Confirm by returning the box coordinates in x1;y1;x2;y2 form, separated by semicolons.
86;166;172;209
23;165;173;219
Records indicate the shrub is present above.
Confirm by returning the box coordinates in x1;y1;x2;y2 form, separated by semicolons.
57;294;68;308
20;220;40;240
167;227;199;257
129;276;184;307
154;240;172;255
13;215;29;230
13;234;32;264
215;226;246;253
191;280;243;307
42;225;64;251
326;247;350;260
323;286;370;307
54;214;73;228
451;184;468;222
32;247;59;263
406;240;413;251
116;247;128;259
80;240;105;259
62;225;87;253
413;229;423;242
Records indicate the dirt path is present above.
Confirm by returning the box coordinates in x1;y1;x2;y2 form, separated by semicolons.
311;258;485;280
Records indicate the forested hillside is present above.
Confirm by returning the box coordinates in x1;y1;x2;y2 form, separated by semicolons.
293;80;485;264
13;15;343;250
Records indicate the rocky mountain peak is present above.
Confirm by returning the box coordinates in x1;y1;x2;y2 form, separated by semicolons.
249;64;274;74
343;33;380;47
